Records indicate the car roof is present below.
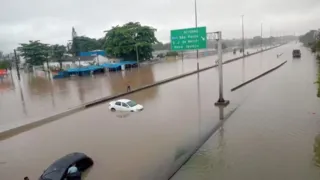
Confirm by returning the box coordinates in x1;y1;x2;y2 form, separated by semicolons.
117;99;131;103
40;152;93;180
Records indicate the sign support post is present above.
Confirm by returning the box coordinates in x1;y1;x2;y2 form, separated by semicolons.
214;31;229;106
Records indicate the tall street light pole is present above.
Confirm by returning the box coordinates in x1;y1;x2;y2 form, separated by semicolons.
195;0;199;70
261;23;263;50
241;15;245;56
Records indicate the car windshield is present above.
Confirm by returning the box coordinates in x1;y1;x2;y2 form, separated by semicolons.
293;50;300;53
127;101;137;107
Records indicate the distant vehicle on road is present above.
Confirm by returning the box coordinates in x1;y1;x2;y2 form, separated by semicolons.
109;99;143;112
292;49;301;58
39;152;93;180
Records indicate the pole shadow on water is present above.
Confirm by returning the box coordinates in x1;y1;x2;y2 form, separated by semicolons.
18;81;27;115
242;57;246;83
169;104;233;180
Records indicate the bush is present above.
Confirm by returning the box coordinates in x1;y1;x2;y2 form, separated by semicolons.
166;51;178;57
0;60;11;69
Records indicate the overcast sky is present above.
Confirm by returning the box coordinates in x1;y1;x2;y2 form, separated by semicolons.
1;0;320;53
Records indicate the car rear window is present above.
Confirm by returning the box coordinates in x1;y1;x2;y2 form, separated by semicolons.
293;50;300;53
127;101;137;107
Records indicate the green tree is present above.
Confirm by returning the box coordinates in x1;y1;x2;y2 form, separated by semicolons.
51;44;66;70
299;30;318;46
71;36;102;56
104;22;158;61
18;40;50;66
314;134;320;166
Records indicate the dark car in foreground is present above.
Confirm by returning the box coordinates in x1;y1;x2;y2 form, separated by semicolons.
292;49;301;58
39;152;93;180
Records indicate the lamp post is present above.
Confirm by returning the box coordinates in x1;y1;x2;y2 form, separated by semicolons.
241;15;245;56
194;0;199;70
261;23;263;50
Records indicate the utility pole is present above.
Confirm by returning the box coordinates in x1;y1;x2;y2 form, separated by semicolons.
261;23;263;51
241;15;245;56
214;31;229;106
14;49;21;81
195;0;199;71
135;44;139;67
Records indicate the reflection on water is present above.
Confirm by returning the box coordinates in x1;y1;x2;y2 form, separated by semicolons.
27;75;52;96
115;112;132;119
0;77;14;93
108;67;158;104
314;134;320;167
18;83;27;115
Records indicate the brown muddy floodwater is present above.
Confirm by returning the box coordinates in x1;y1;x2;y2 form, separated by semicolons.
171;44;320;180
0;48;262;130
0;45;288;180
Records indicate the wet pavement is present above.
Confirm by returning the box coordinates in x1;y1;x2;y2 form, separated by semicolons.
0;47;261;129
0;44;287;179
171;44;320;180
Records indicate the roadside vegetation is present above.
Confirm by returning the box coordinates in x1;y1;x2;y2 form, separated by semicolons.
299;29;320;97
0;60;11;69
14;22;158;70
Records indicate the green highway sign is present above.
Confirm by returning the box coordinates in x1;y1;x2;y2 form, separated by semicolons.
171;27;207;51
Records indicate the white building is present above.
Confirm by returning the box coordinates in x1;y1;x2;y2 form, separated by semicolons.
43;55;111;70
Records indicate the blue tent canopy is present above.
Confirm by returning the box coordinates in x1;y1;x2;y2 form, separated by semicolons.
66;66;104;73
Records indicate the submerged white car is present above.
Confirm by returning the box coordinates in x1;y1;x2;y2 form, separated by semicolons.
109;99;143;112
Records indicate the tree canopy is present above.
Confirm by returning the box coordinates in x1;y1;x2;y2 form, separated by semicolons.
51;44;67;69
18;40;50;66
71;36;103;56
18;41;68;67
104;22;158;61
299;30;318;46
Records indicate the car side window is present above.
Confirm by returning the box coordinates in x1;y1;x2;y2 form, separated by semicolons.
115;102;121;106
122;103;129;108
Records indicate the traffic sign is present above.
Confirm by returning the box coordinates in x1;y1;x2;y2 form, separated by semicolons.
171;27;207;51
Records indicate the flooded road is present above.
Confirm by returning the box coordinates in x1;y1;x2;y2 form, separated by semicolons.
0;44;286;180
171;44;320;180
0;47;261;129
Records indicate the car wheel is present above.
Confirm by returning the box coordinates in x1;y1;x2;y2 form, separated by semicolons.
111;108;116;112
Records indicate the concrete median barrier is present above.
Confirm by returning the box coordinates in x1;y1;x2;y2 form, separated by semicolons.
231;60;287;92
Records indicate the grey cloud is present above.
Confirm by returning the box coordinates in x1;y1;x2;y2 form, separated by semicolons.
0;0;320;53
